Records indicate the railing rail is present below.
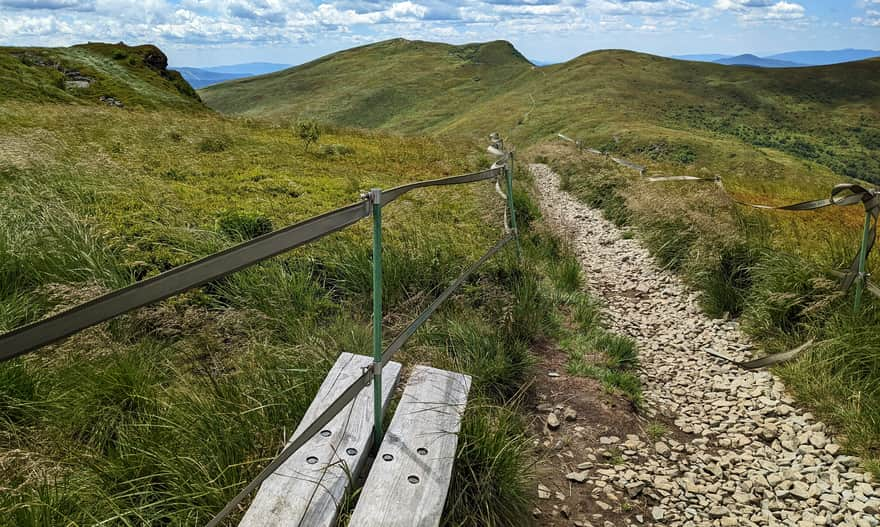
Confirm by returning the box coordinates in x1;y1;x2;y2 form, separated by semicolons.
0;166;504;362
0;136;518;526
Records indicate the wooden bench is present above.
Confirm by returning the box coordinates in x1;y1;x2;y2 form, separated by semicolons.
239;352;402;527
348;365;472;527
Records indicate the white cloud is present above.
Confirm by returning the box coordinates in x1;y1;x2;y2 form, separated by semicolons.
714;0;806;25
852;0;880;27
589;0;700;17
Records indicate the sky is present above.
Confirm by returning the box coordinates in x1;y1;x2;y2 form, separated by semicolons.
0;0;878;67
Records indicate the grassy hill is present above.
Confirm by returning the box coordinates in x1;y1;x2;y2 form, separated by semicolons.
0;43;573;526
206;38;880;473
202;42;880;185
201;38;533;131
0;42;203;110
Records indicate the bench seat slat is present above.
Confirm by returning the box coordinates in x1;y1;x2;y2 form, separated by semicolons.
348;365;471;527
239;352;402;527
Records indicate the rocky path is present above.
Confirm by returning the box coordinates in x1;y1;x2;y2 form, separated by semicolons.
529;164;879;527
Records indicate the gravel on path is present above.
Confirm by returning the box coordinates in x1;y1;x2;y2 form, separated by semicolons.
530;163;879;527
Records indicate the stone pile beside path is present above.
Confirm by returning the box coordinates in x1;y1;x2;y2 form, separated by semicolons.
531;164;879;527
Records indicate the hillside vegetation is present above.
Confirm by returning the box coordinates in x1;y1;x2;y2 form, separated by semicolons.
203;41;880;185
0;43;202;110
206;38;880;473
0;43;592;525
201;38;533;131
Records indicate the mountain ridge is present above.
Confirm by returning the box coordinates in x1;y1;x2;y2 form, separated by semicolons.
201;40;880;184
713;54;804;68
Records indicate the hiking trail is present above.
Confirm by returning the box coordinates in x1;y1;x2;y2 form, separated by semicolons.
527;163;879;527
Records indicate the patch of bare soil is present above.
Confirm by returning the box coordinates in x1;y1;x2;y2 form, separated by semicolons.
526;340;689;527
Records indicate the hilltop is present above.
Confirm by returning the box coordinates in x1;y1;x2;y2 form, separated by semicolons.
200;38;533;131
203;42;880;185
0;42;203;110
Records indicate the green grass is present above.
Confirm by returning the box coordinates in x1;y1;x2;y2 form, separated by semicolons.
203;40;879;185
0;97;550;524
0;43;201;110
201;39;532;133
544;147;880;476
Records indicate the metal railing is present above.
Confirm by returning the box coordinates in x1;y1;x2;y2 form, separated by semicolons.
0;135;520;525
556;131;879;311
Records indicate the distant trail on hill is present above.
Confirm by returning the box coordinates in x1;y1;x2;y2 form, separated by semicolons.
530;163;880;527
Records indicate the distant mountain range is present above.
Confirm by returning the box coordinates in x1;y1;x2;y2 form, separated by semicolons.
172;62;290;88
672;49;880;68
714;54;803;68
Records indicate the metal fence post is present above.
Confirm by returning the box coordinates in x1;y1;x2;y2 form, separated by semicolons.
506;150;521;257
854;210;872;311
370;188;384;444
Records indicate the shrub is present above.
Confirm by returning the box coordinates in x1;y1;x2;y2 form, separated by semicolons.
216;210;273;240
197;135;230;153
294;120;320;151
318;144;354;157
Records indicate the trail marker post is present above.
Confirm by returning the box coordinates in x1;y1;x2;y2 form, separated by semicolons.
370;188;384;444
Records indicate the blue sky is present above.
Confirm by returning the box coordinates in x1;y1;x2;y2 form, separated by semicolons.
0;0;877;66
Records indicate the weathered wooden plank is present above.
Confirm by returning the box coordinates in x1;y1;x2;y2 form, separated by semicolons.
239;353;402;527
348;365;472;527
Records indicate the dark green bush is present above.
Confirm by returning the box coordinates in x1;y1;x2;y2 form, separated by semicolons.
318;144;354;157
216;210;273;240
197;136;230;153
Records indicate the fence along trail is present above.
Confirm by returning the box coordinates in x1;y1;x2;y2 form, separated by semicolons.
531;162;880;527
0;136;520;526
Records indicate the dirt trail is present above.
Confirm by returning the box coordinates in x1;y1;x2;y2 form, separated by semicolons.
527;164;879;527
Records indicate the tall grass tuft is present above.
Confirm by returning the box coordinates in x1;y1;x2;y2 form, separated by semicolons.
443;402;534;527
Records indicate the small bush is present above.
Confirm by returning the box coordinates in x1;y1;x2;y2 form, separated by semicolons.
294;120;320;151
197;136;230;153
318;144;354;157
216;210;273;240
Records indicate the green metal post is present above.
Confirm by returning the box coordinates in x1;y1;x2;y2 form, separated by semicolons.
370;188;384;444
506;150;521;257
854;210;872;312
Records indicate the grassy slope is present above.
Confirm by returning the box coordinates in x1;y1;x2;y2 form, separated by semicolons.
201;38;534;133
0;42;202;110
0;44;558;526
202;43;880;185
204;39;880;473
